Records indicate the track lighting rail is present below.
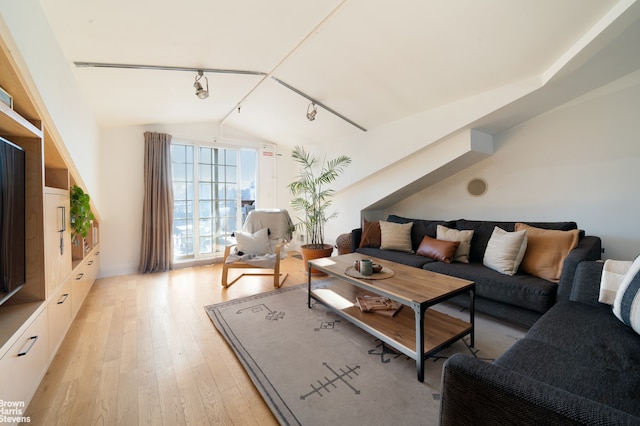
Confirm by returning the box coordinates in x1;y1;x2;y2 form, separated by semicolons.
73;61;367;132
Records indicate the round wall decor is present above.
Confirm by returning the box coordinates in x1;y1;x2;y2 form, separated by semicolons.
467;178;488;197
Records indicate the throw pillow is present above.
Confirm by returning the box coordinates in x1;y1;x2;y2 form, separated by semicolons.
379;220;414;253
436;225;474;263
599;259;633;305
234;227;270;255
612;255;640;335
483;226;528;276
359;219;381;248
416;235;460;263
515;223;580;283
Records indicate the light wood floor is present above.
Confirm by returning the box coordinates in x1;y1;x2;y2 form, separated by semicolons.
25;254;313;425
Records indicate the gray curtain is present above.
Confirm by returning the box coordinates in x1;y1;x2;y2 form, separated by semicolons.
138;131;174;273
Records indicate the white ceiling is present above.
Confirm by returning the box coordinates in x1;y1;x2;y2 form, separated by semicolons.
39;0;634;146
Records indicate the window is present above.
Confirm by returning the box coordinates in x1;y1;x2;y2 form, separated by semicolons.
171;143;257;259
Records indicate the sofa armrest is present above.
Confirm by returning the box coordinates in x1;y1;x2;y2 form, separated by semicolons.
350;228;362;252
556;236;601;302
440;354;638;426
569;260;606;306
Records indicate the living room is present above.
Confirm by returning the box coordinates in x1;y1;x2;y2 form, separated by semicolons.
1;0;640;424
3;1;640;273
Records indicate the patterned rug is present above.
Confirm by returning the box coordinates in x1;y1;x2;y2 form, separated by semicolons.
205;280;526;425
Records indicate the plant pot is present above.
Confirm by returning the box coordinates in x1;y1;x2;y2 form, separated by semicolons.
300;244;334;275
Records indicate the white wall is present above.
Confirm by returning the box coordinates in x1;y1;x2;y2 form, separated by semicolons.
68;70;640;275
98;122;283;277
0;0;101;203
389;71;640;260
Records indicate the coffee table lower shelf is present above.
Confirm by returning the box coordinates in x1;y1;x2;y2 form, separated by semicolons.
309;279;472;381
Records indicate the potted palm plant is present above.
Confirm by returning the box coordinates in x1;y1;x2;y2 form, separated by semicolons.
288;145;351;273
70;184;95;258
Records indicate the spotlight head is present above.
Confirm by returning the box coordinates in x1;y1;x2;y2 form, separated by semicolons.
194;70;209;99
306;103;317;121
194;82;209;99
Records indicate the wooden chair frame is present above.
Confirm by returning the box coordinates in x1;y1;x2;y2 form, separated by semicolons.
221;242;288;288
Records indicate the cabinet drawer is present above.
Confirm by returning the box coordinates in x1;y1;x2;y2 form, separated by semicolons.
71;251;99;318
47;280;72;355
0;309;48;407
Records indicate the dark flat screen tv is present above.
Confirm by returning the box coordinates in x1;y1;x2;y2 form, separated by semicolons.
0;136;26;305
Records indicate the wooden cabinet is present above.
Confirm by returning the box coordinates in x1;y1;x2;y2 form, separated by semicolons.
47;280;72;355
44;189;72;297
0;308;48;407
71;248;100;318
0;28;101;415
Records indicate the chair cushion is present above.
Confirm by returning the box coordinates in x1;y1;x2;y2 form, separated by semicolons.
234;228;269;255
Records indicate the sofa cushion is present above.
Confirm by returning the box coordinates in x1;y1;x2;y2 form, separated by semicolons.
359;219;381;248
494;338;640;417
416;235;459;263
515;223;580;283
526;301;640;372
599;259;633;305
613;255;640;335
387;215;455;252
455;219;578;263
437;225;474;263
379;220;413;252
483;226;528;276
355;247;435;268
423;261;557;313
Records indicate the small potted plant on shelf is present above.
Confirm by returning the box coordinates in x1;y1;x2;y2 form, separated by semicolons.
288;145;351;273
70;184;95;258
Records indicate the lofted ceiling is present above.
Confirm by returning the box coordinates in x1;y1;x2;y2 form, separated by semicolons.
39;0;634;147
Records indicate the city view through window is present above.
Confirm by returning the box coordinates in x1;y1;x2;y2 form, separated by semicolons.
171;143;257;259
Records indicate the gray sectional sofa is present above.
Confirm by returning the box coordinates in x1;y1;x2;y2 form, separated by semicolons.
439;261;640;425
351;215;602;327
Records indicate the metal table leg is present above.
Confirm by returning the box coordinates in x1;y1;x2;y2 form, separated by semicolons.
307;262;312;308
413;301;426;382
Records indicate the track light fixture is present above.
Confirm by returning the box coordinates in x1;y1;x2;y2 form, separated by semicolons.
73;62;367;131
194;70;209;99
306;102;317;121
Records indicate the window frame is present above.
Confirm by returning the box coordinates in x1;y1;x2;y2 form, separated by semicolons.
171;139;258;260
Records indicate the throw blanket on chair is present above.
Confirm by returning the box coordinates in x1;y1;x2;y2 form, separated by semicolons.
225;209;293;268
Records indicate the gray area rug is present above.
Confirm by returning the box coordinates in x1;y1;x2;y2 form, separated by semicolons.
205;280;525;425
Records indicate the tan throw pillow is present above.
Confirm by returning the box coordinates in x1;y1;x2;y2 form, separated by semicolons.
483;226;528;276
379;220;414;253
417;235;460;263
515;223;579;283
359;219;381;248
437;225;474;263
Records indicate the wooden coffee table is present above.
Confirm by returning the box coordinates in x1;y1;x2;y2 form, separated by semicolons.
307;253;475;382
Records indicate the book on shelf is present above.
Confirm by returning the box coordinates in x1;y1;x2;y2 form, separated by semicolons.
355;295;402;317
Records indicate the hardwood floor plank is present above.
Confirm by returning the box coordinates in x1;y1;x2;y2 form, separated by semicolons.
25;254;312;425
116;370;138;425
